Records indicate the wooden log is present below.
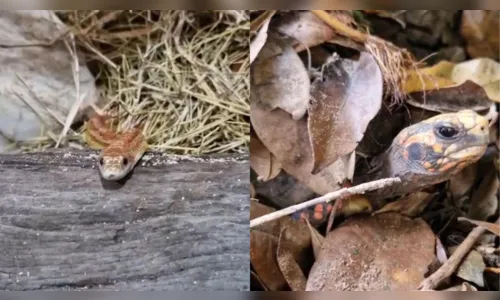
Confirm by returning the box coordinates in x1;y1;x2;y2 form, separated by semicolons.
0;149;249;291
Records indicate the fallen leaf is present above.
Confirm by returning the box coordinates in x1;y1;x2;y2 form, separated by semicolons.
273;10;359;53
461;10;499;61
373;192;435;217
458;217;500;237
306;212;436;291
451;58;500;102
308;52;383;174
467;168;499;221
404;59;499;112
306;219;324;260
449;246;486;287
435;237;448;265
250;11;275;64
250;201;313;290
250;230;286;290
277;227;307;291
251;35;310;120
250;131;282;181
251;102;355;195
407;80;493;113
449;164;478;200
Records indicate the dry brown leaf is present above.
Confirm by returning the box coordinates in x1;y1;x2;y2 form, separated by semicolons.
306;218;324;260
404;58;499;112
251;201;312;291
250;230;286;290
461;10;499;61
373;192;434;217
450;58;500;102
449;164;478;200
250;15;272;64
273;11;358;53
306;212;436;291
277;227;307;291
467;169;499;221
458;217;500;237
251;102;355;195
251;35;310;120
308;52;383;174
250;131;282;181
449;246;486;287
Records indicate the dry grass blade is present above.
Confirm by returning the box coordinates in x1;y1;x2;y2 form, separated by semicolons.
43;10;250;154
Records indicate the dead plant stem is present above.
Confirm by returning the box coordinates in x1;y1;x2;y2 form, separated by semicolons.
250;177;401;228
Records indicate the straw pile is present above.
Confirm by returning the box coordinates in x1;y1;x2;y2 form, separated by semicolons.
57;10;250;154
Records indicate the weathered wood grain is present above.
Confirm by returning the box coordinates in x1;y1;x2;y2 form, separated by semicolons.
0;149;249;291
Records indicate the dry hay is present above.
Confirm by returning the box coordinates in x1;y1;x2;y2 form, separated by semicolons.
53;10;250;155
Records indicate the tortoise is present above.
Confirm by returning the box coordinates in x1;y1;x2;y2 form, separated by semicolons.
295;109;491;223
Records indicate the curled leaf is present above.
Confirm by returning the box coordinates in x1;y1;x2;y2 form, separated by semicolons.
251;102;354;195
404;59;499;113
250;131;282;181
251;36;310;120
373;192;435;217
250;15;272;64
250;230;285;290
306;219;324;260
277;227;307;291
308;52;383;174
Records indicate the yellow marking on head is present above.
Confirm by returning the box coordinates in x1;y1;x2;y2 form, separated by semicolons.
432;143;443;153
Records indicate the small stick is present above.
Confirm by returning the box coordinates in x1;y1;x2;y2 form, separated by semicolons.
250;177;401;228
418;216;500;290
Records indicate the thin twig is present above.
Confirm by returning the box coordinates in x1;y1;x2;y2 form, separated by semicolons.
418;216;500;290
250;177;401;228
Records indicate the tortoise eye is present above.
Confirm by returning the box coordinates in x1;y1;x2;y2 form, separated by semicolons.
122;158;129;166
435;125;459;139
99;158;104;165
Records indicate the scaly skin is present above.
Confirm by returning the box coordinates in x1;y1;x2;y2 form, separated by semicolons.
295;109;490;224
83;114;149;181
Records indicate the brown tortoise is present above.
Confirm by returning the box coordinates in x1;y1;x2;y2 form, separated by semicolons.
295;109;491;223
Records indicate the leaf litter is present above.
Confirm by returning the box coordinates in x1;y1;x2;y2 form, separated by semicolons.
249;10;499;291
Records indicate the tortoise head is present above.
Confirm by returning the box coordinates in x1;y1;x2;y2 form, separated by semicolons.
395;109;490;175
